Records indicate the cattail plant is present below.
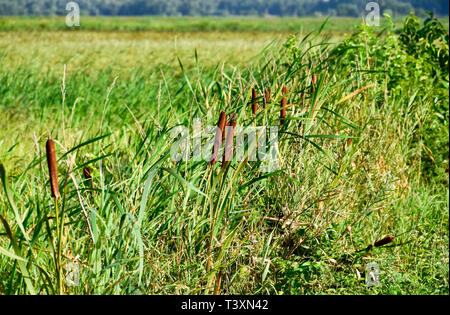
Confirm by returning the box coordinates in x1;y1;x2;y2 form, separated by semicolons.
211;111;227;166
46;138;64;294
251;88;258;115
223;119;237;167
46;139;60;199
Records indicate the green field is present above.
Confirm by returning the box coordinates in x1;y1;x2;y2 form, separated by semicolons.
1;16;448;32
0;16;449;295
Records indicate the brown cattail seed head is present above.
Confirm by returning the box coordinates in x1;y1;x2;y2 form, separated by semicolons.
251;88;258;115
374;236;394;248
280;97;287;125
282;86;288;95
46;139;60;199
211;111;227;166
223;119;237;166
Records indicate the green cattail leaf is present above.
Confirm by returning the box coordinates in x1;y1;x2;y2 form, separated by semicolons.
0;161;29;241
161;167;207;198
58;133;111;161
0;215;36;295
0;246;27;262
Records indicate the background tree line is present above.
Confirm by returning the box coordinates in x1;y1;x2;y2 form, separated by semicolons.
0;0;448;17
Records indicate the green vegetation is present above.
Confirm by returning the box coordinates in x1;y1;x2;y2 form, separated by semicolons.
0;15;448;295
1;15;448;32
0;0;448;17
0;16;426;32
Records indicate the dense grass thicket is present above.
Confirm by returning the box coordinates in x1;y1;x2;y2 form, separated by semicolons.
0;15;448;295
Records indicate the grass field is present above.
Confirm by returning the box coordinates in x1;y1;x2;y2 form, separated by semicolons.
0;16;449;295
1;16;448;32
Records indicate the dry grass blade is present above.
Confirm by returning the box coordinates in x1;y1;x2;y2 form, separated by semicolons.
336;84;376;105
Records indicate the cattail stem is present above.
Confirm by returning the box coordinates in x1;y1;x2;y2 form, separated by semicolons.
46;139;64;294
53;197;64;295
211;111;227;166
46;139;60;199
